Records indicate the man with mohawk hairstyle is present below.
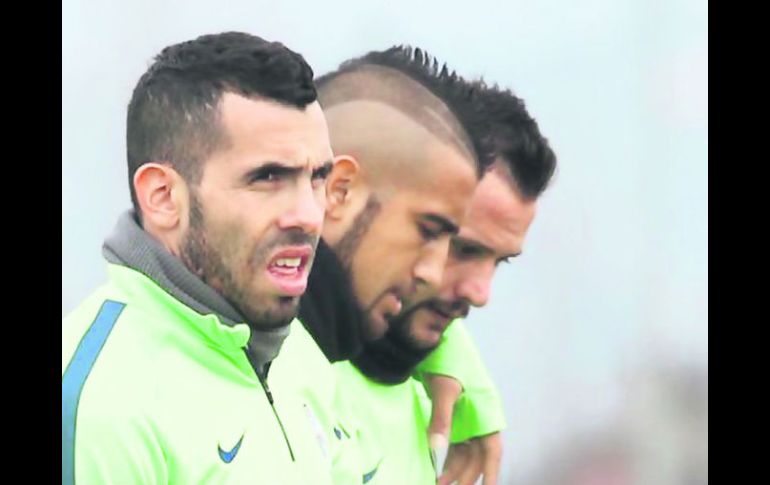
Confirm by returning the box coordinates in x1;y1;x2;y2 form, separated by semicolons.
266;46;511;484
347;79;557;484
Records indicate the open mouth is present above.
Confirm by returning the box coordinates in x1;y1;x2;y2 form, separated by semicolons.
265;246;313;296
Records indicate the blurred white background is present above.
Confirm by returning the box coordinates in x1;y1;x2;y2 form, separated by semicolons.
62;1;708;483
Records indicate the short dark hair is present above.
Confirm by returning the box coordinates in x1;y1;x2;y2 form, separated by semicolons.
126;31;317;214
316;45;495;177
476;82;557;199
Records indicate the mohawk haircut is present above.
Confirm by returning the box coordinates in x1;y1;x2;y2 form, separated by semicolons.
316;46;495;177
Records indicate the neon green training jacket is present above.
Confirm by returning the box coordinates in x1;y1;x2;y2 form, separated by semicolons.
62;264;333;485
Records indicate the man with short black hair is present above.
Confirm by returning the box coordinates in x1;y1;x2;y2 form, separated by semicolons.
62;32;336;484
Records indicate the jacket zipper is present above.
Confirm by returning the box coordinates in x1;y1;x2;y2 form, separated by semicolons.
245;348;296;461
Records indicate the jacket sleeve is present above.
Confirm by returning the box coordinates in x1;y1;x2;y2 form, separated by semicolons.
415;319;507;443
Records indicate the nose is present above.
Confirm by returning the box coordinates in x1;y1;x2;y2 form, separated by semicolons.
277;180;325;236
454;265;493;308
412;238;451;291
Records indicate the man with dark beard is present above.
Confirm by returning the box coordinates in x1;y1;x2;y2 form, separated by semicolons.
339;83;557;484
266;46;510;484
62;32;338;484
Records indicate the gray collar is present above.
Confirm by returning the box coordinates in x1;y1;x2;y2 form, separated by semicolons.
102;210;289;371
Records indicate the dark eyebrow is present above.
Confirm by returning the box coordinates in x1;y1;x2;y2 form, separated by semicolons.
453;235;522;261
422;213;459;236
312;160;333;178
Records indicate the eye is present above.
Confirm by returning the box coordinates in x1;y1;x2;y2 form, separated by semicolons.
311;163;332;181
495;256;512;266
418;224;442;241
311;163;332;188
249;166;291;183
451;240;484;260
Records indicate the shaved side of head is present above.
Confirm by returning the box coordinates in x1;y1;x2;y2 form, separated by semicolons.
316;46;494;195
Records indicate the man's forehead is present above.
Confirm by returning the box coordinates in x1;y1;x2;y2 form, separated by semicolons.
215;94;331;157
472;171;532;217
403;175;477;229
219;93;327;137
459;173;537;252
220;91;294;121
